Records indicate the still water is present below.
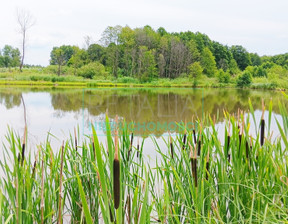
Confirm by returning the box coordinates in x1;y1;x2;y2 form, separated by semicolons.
0;87;286;154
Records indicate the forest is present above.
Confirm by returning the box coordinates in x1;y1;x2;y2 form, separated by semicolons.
1;25;288;88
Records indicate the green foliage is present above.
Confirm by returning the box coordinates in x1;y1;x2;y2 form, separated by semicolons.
0;45;21;68
217;69;230;83
201;47;217;77
188;62;203;86
77;62;107;79
231;45;251;70
237;71;252;87
50;45;75;66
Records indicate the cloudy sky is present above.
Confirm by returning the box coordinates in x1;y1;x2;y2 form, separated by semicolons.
1;0;287;66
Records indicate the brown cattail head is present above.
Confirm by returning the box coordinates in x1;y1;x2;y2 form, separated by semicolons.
197;126;202;156
137;137;140;158
21;125;27;166
32;146;41;179
169;134;174;159
189;142;197;187
113;115;120;209
260;99;265;146
206;150;210;180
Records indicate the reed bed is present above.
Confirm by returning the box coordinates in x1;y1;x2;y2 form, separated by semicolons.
1;96;288;223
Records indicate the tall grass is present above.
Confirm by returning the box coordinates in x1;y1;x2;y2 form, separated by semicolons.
0;99;288;223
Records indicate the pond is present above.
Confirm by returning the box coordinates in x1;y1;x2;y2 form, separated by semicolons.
0;87;286;155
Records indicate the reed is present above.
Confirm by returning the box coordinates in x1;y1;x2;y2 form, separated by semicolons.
0;100;288;223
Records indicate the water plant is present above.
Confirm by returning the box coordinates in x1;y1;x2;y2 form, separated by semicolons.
0;98;288;223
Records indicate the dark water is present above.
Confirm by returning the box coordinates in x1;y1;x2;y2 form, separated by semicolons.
0;87;286;152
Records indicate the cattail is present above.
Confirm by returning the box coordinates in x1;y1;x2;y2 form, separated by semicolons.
206;150;210;180
74;127;77;151
21;125;27;166
137;137;140;158
260;99;265;146
169;135;174;159
182;130;187;150
189;142;197;187
113;116;120;209
227;120;231;162
192;117;197;144
245;139;249;159
127;133;133;162
197;127;202;156
193;129;197;144
32;146;41;179
58;141;64;224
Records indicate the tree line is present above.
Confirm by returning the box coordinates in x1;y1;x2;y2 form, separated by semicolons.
1;25;288;86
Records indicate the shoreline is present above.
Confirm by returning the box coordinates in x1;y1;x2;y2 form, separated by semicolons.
0;80;286;91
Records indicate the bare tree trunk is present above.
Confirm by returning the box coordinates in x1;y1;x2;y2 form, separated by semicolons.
20;31;26;72
16;9;35;72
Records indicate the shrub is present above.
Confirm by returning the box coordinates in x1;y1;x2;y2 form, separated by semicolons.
236;71;252;87
217;69;230;83
77;62;107;79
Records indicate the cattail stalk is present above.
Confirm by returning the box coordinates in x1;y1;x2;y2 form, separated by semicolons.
74;127;77;151
57;141;64;224
127;133;133;162
41;159;45;224
113;116;120;209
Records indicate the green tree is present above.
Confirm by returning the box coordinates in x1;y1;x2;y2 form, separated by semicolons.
100;25;122;47
68;47;88;75
53;48;65;76
87;44;105;62
0;45;21;68
231;45;251;70
217;69;230;83
188;62;203;86
50;45;75;66
137;46;158;81
201;47;217;77
228;59;240;75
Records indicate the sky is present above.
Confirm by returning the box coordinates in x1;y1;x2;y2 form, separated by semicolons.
0;0;287;66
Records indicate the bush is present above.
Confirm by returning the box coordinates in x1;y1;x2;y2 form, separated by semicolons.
217;69;230;83
77;62;107;79
117;76;138;83
236;71;252;87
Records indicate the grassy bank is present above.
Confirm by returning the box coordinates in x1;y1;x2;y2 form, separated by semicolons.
0;68;287;90
1;95;288;223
